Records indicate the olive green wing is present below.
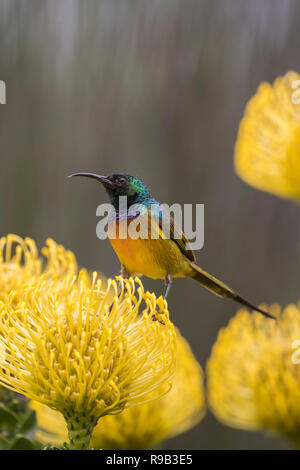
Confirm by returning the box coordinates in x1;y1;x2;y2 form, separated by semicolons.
157;206;196;263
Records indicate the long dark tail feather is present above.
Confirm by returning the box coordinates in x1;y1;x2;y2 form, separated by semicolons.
188;262;275;320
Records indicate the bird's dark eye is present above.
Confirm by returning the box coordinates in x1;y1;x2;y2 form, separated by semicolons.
118;177;126;184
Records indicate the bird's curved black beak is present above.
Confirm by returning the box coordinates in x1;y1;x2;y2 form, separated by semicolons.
68;172;113;188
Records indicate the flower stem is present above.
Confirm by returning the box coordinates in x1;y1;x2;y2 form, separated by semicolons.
66;415;97;450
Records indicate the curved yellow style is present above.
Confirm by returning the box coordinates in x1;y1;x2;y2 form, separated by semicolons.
32;330;205;449
234;71;300;200
207;303;300;445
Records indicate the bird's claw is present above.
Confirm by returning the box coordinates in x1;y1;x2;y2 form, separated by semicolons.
152;306;166;325
152;314;165;325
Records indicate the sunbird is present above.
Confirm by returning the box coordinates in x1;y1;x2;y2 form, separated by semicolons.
69;172;275;319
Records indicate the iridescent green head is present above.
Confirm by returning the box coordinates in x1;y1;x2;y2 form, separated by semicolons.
68;172;155;208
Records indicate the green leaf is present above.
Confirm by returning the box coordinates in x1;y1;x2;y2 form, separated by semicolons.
19;409;37;433
0;435;11;450
8;398;23;412
0;403;18;426
10;435;38;450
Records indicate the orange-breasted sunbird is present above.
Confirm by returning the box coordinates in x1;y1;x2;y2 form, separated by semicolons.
69;172;275;319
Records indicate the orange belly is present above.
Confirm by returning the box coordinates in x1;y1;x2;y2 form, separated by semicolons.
107;218;186;279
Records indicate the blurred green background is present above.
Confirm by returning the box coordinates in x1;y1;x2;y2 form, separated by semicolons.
1;0;300;449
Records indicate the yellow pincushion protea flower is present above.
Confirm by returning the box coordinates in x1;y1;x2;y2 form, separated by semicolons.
31;331;205;449
0;234;77;303
234;71;300;200
0;272;177;449
207;304;300;446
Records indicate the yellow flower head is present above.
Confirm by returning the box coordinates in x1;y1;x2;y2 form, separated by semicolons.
0;272;177;446
0;234;77;303
32;331;205;449
234;71;300;200
207;304;300;442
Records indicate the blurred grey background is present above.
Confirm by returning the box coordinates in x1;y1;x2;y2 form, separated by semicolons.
1;0;300;450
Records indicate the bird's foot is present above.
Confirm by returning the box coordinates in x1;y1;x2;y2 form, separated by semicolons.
152;304;166;325
152;314;165;325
